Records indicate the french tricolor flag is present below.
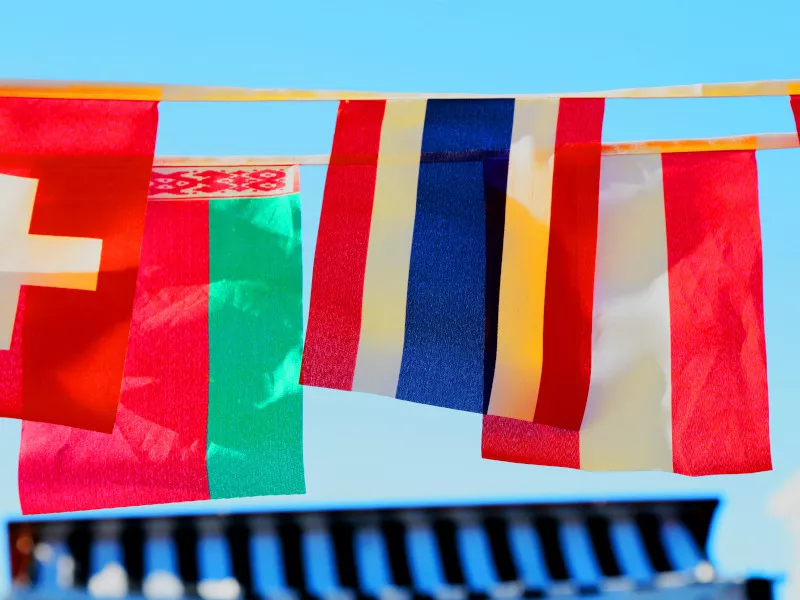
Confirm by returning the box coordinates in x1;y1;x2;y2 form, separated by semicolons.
301;97;772;475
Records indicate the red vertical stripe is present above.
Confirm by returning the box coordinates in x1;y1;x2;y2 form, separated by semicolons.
20;201;211;514
300;100;386;390
0;98;158;432
663;151;771;476
482;416;580;470
791;96;800;135
0;293;25;420
533;98;605;430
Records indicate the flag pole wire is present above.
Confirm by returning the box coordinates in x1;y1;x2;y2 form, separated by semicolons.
153;132;800;166
2;78;800;101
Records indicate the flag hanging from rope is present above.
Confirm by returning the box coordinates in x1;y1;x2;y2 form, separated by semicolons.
300;98;605;413
483;150;771;476
0;98;158;433
19;165;305;514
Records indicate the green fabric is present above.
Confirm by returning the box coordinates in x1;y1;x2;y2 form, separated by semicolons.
207;193;305;499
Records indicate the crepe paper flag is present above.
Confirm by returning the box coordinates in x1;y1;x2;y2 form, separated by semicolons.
300;98;605;415
487;98;605;427
0;98;158;433
18;165;305;514
483;150;770;476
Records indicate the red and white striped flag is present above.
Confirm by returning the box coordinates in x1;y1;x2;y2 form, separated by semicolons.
483;149;770;476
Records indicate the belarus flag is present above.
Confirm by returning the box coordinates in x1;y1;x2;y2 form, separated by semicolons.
0;98;158;432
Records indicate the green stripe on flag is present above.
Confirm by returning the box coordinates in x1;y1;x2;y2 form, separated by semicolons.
207;193;305;499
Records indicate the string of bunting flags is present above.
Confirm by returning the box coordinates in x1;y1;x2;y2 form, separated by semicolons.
0;80;799;513
1;77;800;99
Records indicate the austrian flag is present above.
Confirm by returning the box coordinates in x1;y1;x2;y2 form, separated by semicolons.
0;98;159;432
483;150;771;476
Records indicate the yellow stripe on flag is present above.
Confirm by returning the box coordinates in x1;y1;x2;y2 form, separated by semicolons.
488;99;560;421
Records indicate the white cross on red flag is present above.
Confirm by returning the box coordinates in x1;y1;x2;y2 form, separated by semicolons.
0;98;158;432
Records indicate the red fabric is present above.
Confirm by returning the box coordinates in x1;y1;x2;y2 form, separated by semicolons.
19;201;212;514
533;98;605;430
300;100;386;390
663;151;771;475
791;96;800;136
482;415;580;469
0;293;25;422
0;98;158;432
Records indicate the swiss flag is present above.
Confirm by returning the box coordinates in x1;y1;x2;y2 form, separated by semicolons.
0;98;159;432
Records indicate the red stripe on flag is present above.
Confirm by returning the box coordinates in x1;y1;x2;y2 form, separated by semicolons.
533;98;605;430
0;293;25;419
20;201;212;514
663;151;771;476
0;98;158;432
791;96;800;135
300;100;386;390
482;415;580;469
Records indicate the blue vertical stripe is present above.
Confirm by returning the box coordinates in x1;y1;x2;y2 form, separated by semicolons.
301;522;340;595
507;519;550;589
144;532;180;580
249;521;286;595
608;517;653;583
455;518;499;591
34;536;73;591
482;156;510;412
355;525;394;594
405;521;449;593
197;526;234;583
558;518;602;587
397;99;515;412
661;518;704;571
89;536;124;577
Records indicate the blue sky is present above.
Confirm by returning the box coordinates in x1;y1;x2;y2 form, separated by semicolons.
1;0;800;597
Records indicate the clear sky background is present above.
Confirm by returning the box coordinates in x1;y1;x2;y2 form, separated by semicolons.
1;0;800;597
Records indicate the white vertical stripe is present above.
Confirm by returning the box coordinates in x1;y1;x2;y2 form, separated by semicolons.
352;100;426;396
488;98;559;420
580;153;673;472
